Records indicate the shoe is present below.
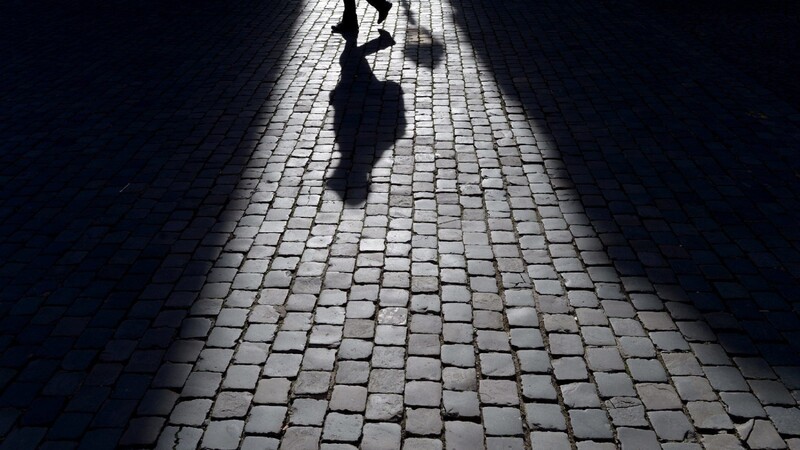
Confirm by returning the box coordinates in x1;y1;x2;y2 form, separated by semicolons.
332;21;358;33
377;3;392;24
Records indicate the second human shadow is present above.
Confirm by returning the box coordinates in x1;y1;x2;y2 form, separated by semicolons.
328;30;406;205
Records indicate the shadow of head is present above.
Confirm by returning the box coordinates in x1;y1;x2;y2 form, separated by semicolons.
405;26;444;69
327;30;406;206
399;0;444;69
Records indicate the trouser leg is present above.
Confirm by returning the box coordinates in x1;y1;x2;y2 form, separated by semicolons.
365;0;388;11
343;0;358;23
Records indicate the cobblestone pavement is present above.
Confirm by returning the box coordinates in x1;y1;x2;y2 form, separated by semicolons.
2;0;800;448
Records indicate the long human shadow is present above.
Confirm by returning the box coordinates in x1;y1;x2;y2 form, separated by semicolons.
327;30;406;205
0;0;299;446
448;0;800;378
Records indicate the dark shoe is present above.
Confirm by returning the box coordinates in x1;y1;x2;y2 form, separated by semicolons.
332;21;358;33
377;3;392;24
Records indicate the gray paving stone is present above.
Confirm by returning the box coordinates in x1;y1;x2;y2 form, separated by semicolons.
406;381;442;407
254;378;291;404
445;421;486;450
568;409;612;439
211;391;253;418
479;380;519;406
529;431;571;450
618;428;659;450
280;426;322;450
330;385;367;412
245;406;287;434
405;408;443;436
362;423;401;450
170;399;212;426
720;392;767;418
636;383;683;410
687;402;734;431
561;383;601;408
443;391;481;419
403;438;443;450
764;407;800;436
648;410;694;440
366;394;403;421
524;403;567;431
290;399;328;426
322;413;363;442
483;407;523;436
202;420;244;450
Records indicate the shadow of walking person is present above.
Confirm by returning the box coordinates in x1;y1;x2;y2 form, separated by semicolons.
327;30;406;206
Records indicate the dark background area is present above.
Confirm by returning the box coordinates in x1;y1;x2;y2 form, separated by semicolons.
645;0;800;109
0;0;299;447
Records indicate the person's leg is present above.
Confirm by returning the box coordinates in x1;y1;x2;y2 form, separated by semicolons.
342;0;357;24
333;0;359;32
365;0;391;23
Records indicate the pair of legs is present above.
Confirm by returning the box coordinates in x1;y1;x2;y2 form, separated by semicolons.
332;0;392;33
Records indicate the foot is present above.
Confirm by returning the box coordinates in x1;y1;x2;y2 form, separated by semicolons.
332;21;358;33
377;3;392;24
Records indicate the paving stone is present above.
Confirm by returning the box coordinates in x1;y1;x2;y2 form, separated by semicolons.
648;410;694;440
362;423;401;450
445;422;486;450
764;407;800;436
486;437;525;450
618;428;659;450
170;399;212;426
211;391;253;418
245;406;287;434
720;392;767;418
335;361;370;384
407;357;442;381
290;399;328;426
479;380;519;406
552;357;588;381
483;407;523;436
202;420;244;450
739;419;786;449
636;383;683;410
403;438;443;450
674;376;716;401
595;372;636;398
366;394;403;421
242;436;280;450
330;385;367;412
700;434;745;450
406;381;442;407
568;409;612;439
322;413;363;442
529;431;571;450
254;378;291;404
372;346;406;369
479;353;515;377
370;370;406;394
443;391;481;419
687;401;735;430
521;375;557;401
280;427;322;449
627;358;668;382
182;372;222;398
561;383;601;408
406;408;443;436
524;403;567;431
